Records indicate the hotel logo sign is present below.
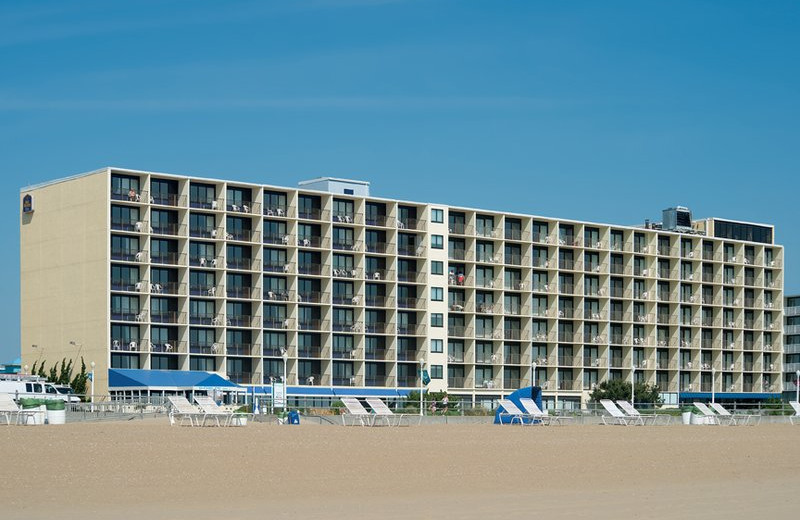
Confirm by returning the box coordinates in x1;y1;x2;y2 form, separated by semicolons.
22;194;34;214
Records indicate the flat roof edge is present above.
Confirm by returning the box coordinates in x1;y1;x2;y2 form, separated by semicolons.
298;177;370;186
20;167;109;192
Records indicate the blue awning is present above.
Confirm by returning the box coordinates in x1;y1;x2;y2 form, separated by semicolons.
335;388;410;398
109;369;242;390
679;392;780;400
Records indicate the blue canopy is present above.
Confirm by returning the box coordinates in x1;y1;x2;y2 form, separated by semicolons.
494;386;543;424
109;369;241;390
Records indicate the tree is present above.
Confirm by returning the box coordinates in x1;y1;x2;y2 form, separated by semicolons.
70;358;89;398
589;379;662;406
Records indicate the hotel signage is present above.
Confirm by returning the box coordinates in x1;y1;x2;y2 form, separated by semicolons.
22;194;34;214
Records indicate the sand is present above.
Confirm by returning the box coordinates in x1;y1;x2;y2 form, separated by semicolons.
2;419;799;519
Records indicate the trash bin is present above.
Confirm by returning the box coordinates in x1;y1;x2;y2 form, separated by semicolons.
287;410;300;425
45;400;66;425
20;398;46;425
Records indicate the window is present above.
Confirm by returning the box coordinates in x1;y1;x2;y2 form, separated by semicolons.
431;235;444;249
431;339;443;353
431;287;444;301
430;365;443;379
431;313;444;327
431;261;443;275
431;209;444;223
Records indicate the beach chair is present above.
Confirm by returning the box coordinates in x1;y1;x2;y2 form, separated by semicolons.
340;397;372;426
365;398;407;427
789;401;800;425
518;398;573;426
616;400;662;425
166;396;206;427
709;402;758;426
497;399;532;425
0;393;38;425
692;402;722;425
599;399;644;426
194;395;251;426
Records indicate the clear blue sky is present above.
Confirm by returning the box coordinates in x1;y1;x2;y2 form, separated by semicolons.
2;1;798;362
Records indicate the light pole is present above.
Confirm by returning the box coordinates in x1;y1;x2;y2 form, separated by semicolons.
712;367;716;404
531;361;537;388
631;362;636;407
419;358;425;417
90;361;95;411
24;364;29;376
795;370;800;404
282;350;289;412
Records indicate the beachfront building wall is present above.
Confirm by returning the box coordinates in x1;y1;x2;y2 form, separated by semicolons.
19;167;785;406
783;295;800;400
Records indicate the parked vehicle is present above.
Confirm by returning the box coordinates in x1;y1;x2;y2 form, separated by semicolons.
0;376;81;403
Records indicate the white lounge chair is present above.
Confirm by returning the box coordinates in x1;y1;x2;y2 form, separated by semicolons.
709;402;758;426
519;398;573;426
166;396;207;427
616;400;663;425
599;399;644;426
497;399;532;425
194;395;251;426
692;402;723;425
365;398;407;427
340;397;372;426
0;393;38;425
789;401;800;425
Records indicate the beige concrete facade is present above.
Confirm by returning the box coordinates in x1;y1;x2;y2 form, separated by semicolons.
19;167;785;407
20;171;110;394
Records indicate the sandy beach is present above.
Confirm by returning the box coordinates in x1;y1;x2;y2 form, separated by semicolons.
2;420;798;519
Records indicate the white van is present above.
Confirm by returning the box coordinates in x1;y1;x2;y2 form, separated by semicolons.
0;379;81;403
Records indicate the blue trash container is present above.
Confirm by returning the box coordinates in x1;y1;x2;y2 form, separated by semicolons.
288;411;300;424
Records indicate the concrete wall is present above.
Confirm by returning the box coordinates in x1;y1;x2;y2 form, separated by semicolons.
20;170;109;396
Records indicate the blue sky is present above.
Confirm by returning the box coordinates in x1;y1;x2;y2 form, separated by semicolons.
2;0;798;362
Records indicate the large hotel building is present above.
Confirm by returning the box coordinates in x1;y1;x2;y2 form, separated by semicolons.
20;168;784;408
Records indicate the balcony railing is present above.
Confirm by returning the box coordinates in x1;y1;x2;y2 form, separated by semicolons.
151;222;183;236
397;324;426;336
365;269;394;281
110;338;148;352
111;187;149;203
332;239;362;252
398;297;426;309
264;317;292;329
447;377;472;388
365;214;391;227
397;218;426;231
150;311;182;324
297;346;324;358
365;348;394;361
297;236;329;249
397;244;426;257
189;343;224;355
150;340;184;353
226;200;259;214
263;204;292;218
226;343;256;356
364;296;394;308
333;267;360;279
298;319;329;331
332;212;362;224
447;326;473;338
151;251;182;266
298;207;329;221
365;241;393;254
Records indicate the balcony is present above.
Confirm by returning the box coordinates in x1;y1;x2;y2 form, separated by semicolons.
476;352;499;363
297;346;324;358
476;252;501;264
476;303;500;314
365;214;391;227
150;311;182;324
189;313;225;327
264;317;292;329
558;236;579;247
448;249;468;261
110;338;148;352
505;229;529;241
365;323;394;334
264;232;291;246
333;267;360;279
397;271;426;284
365;241;393;254
332;211;362;224
111;278;146;293
504;304;528;316
111;217;146;233
189;343;224;355
332;321;363;333
398;297;426;310
151;251;182;266
503;329;527;341
297;236;329;249
298;263;327;276
364;295;394;308
364;376;394;387
332;239;362;252
397;324;426;336
298;207;329;221
190;256;225;269
151;222;182;236
365;268;394;281
227;315;256;328
111;247;144;263
447;326;473;338
228;229;259;243
189;284;222;298
504;254;528;267
150;341;184;353
332;346;359;359
111;309;145;323
396;218;426;231
264;204;292;218
475;328;501;340
298;319;328;331
396;376;421;387
447;377;472;388
365;348;394;361
111;187;148;203
226;343;256;356
449;274;473;287
229;372;260;385
398;244;426;257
